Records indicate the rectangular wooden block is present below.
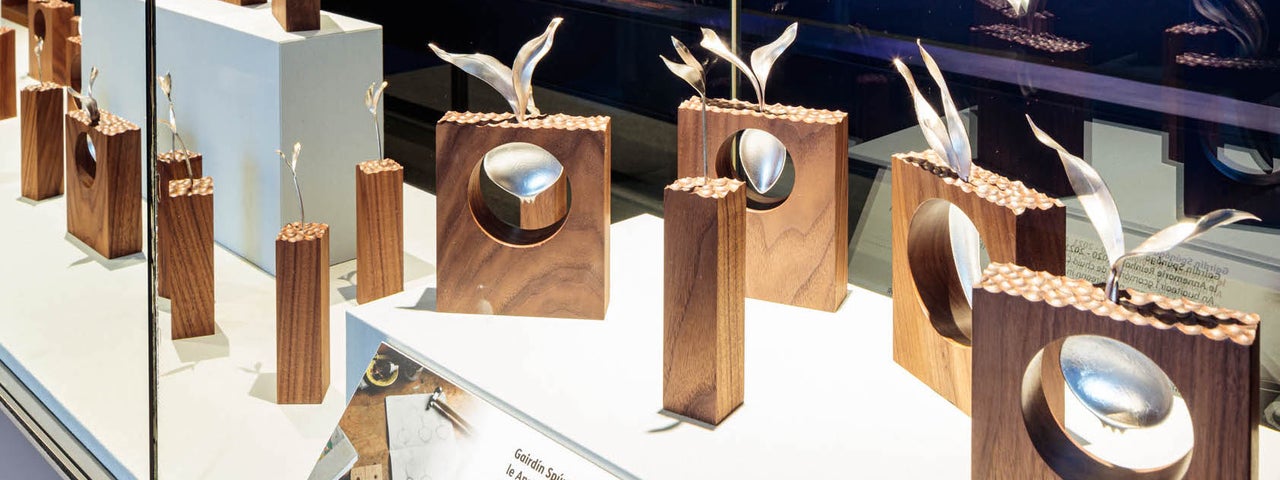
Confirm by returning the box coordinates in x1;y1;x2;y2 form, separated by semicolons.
435;112;611;319
276;222;330;405
676;97;848;312
157;151;204;299
64;34;79;92
662;177;746;426
27;0;74;84
972;263;1259;479
1;27;14;120
356;159;404;304
64;109;142;258
272;0;320;32
166;178;215;340
20;83;62;200
890;151;1065;415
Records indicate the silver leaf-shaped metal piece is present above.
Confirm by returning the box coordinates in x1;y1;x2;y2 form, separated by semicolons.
661;36;709;176
33;39;43;77
700;28;763;109
483;142;563;203
278;142;305;224
1060;335;1176;430
1107;208;1258;300
738;128;786;194
365;80;389;159
892;58;952;176
512;18;562;123
659;56;704;96
1027;115;1125;267
159;73;172;97
1194;0;1267;57
672;37;703;84
157;72;195;179
428;44;522;117
1007;0;1029;17
748;22;798;109
918;41;972;182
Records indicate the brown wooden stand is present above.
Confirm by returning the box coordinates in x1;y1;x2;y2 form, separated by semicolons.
1;27;14;120
0;0;26;25
157;150;204;299
65;33;79;92
662;177;746;426
890;150;1065;415
221;0;266;6
676;97;848;312
355;158;403;304
20;82;62;200
276;222;330;404
166;177;215;340
972;263;1260;479
272;0;320;32
27;0;73;84
436;112;611;319
64;109;142;258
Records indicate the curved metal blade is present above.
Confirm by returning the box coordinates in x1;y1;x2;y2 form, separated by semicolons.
659;55;705;97
512;18;564;123
1007;0;1029;17
1194;0;1266;56
672;37;703;79
947;204;981;307
748;22;798;109
700;28;763;109
918;41;972;182
1027;115;1125;267
738;128;786;194
428;44;520;117
483;142;564;203
159;72;173;98
892;59;952;172
1122;209;1259;264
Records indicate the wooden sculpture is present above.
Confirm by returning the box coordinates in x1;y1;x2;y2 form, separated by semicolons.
1;27;14;120
157;151;203;298
276;143;330;404
355;81;404;304
65;18;79;92
20;81;62;200
65;71;142;258
272;0;320;33
165;177;215;339
26;0;72;84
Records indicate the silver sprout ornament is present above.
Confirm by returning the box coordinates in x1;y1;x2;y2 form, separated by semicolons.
1059;335;1176;431
1194;0;1269;57
365;80;389;160
482;142;562;204
157;72;195;180
278;142;306;224
660;37;709;176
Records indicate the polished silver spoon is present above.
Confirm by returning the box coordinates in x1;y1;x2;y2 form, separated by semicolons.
738;128;786;195
482;142;563;203
1060;335;1175;431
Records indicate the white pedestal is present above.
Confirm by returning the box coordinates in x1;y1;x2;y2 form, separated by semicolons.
83;0;383;274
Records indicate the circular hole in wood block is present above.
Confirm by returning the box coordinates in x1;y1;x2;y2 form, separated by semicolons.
74;131;96;188
468;143;571;247
32;10;46;40
714;129;794;211
1021;336;1193;479
906;199;987;345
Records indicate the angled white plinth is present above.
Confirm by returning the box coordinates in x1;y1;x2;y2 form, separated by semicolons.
83;0;383;274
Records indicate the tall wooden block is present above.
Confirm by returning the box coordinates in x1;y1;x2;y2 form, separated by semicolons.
1;27;14;120
19;83;62;200
972;263;1260;479
157;150;204;299
64;109;141;258
662;177;746;426
166;178;215;340
890;151;1065;415
436;112;611;319
272;0;320;32
276;222;330;405
675;97;848;312
64;34;79;92
355;158;403;304
27;0;73;84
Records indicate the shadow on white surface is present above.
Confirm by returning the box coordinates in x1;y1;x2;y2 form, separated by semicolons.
63;233;145;270
396;287;437;312
173;325;231;364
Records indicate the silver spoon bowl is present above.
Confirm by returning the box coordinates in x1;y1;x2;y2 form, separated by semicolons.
1060;335;1175;430
483;142;564;203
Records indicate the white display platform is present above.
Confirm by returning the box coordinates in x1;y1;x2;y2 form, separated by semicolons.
84;0;384;274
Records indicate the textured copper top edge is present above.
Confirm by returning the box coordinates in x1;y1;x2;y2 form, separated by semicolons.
438;111;609;131
158;150;200;163
667;176;745;199
1175;52;1280;71
22;82;62;93
1166;22;1223;35
68;36;81;44
894;150;1064;213
970;24;1090;53
276;222;330;242
358;158;404;174
168;177;213;197
68;109;139;134
679;96;847;125
978;263;1258;346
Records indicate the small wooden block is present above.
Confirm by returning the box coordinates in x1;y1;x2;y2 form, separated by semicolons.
64;34;79;92
890;151;1065;415
165;178;215;340
676;97;848;312
349;464;383;480
157;151;204;299
1;27;14;120
972;263;1260;479
20;83;62;200
276;222;330;405
64;109;142;258
662;177;746;426
272;0;320;32
355;158;404;304
436;112;611;319
27;0;74;84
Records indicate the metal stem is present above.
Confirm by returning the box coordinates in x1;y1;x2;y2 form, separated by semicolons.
1105;262;1123;303
372;113;383;160
293;176;305;225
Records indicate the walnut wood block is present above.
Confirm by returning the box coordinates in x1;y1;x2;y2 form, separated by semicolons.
276;222;330;404
520;175;568;229
662;177;746;426
356;158;404;304
972;263;1260;479
166;178;215;340
27;0;73;84
436;112;611;319
891;151;1065;415
1;27;14;120
157;150;204;299
272;0;320;32
20;83;62;200
676;97;848;312
64;34;79;92
64;109;142;258
1;0;27;25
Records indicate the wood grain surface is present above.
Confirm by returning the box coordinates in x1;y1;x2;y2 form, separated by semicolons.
272;0;320;32
436;112;611;319
19;83;61;200
157;150;203;299
519;175;567;229
972;263;1259;479
0;0;26;25
26;0;72;84
1;27;14;120
166;178;215;340
65;109;141;258
662;177;746;426
64;33;78;92
356;159;404;304
276;222;330;405
891;151;1065;415
676;98;848;312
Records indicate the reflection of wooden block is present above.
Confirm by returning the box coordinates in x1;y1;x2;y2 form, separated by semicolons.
65;34;79;92
435;112;611;319
676;98;848;312
356;159;403;304
1;27;14;120
891;151;1064;415
662;177;746;426
972;263;1260;479
276;222;330;405
166;178;215;340
272;0;320;32
64;109;141;258
27;0;74;84
157;151;204;299
520;175;567;229
20;83;62;200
